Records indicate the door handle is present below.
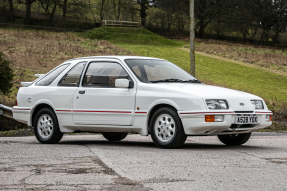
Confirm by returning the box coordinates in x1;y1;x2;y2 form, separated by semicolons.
79;90;85;94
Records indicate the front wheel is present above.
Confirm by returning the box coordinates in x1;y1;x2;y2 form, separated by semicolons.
150;107;187;149
217;133;251;145
34;108;63;144
102;132;128;141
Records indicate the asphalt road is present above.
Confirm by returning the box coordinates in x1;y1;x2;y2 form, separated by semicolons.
0;132;287;190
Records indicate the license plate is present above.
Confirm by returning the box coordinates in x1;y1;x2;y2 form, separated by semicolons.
235;116;258;124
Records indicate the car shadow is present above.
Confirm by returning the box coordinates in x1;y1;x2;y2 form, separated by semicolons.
53;139;272;151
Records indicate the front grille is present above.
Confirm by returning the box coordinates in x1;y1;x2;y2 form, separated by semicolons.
234;111;254;113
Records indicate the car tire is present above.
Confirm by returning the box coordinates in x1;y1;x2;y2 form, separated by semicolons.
150;107;187;149
34;108;63;144
217;133;251;145
102;132;128;141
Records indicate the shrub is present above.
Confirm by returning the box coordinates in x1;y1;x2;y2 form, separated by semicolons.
0;52;14;96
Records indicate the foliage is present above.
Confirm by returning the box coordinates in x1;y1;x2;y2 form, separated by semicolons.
2;0;287;43
0;52;14;96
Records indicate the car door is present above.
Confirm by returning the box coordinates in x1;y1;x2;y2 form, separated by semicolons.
72;61;136;126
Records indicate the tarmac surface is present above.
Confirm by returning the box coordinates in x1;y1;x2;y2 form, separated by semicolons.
0;132;287;190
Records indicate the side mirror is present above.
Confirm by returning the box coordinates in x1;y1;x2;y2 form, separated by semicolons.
115;79;129;88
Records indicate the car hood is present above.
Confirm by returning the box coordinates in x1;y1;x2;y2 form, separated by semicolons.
147;83;261;99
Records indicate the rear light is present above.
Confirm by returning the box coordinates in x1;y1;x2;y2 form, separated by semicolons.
266;115;272;122
205;115;215;122
15;99;17;106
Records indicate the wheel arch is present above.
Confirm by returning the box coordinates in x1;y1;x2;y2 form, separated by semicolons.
31;102;56;127
147;103;180;133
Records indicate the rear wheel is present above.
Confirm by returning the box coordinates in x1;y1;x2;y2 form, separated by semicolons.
102;132;128;141
150;107;187;149
34;108;63;144
217;133;251;145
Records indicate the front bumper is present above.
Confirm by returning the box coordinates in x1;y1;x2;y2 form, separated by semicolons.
178;110;272;135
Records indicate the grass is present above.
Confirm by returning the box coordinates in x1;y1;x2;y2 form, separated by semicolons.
0;128;34;137
81;27;287;127
117;44;287;104
82;28;287;104
185;39;287;74
82;27;183;46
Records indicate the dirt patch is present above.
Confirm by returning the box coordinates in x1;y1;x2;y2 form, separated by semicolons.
190;40;287;75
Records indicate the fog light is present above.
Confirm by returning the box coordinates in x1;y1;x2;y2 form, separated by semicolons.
215;115;224;122
205;115;215;122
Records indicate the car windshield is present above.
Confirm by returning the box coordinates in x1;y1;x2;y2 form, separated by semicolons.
125;59;201;83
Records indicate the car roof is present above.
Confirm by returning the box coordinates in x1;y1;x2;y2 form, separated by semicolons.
64;56;164;63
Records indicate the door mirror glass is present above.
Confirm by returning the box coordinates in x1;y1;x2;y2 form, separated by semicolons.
115;79;129;88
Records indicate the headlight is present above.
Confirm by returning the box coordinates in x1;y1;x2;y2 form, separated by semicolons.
251;100;264;109
206;100;229;110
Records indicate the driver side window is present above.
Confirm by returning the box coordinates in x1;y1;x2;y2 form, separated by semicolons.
82;62;128;88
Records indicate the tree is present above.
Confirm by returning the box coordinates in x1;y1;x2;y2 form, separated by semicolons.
58;0;68;26
194;0;236;38
39;0;58;25
17;0;36;24
245;0;287;42
0;52;14;96
100;0;105;21
136;0;157;27
157;0;188;31
112;0;121;20
8;0;14;21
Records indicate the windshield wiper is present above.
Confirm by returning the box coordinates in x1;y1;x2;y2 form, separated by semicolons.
181;79;202;83
150;79;183;83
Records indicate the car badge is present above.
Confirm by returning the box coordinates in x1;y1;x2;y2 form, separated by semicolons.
240;103;244;106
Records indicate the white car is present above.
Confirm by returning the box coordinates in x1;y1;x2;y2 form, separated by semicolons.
13;56;272;148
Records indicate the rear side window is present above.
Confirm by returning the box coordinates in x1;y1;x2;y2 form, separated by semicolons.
82;62;128;88
36;64;69;86
58;62;86;87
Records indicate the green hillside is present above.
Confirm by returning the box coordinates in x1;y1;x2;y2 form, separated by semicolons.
81;27;287;107
82;27;182;46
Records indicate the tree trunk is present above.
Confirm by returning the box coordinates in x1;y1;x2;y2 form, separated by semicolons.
2;0;6;19
198;21;205;39
243;32;247;41
87;0;96;26
25;0;32;25
100;0;105;21
62;0;67;27
8;0;14;21
113;0;117;20
48;0;57;26
117;0;121;20
272;24;280;43
140;0;147;27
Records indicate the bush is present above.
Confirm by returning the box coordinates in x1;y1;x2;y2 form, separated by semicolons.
0;52;14;96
